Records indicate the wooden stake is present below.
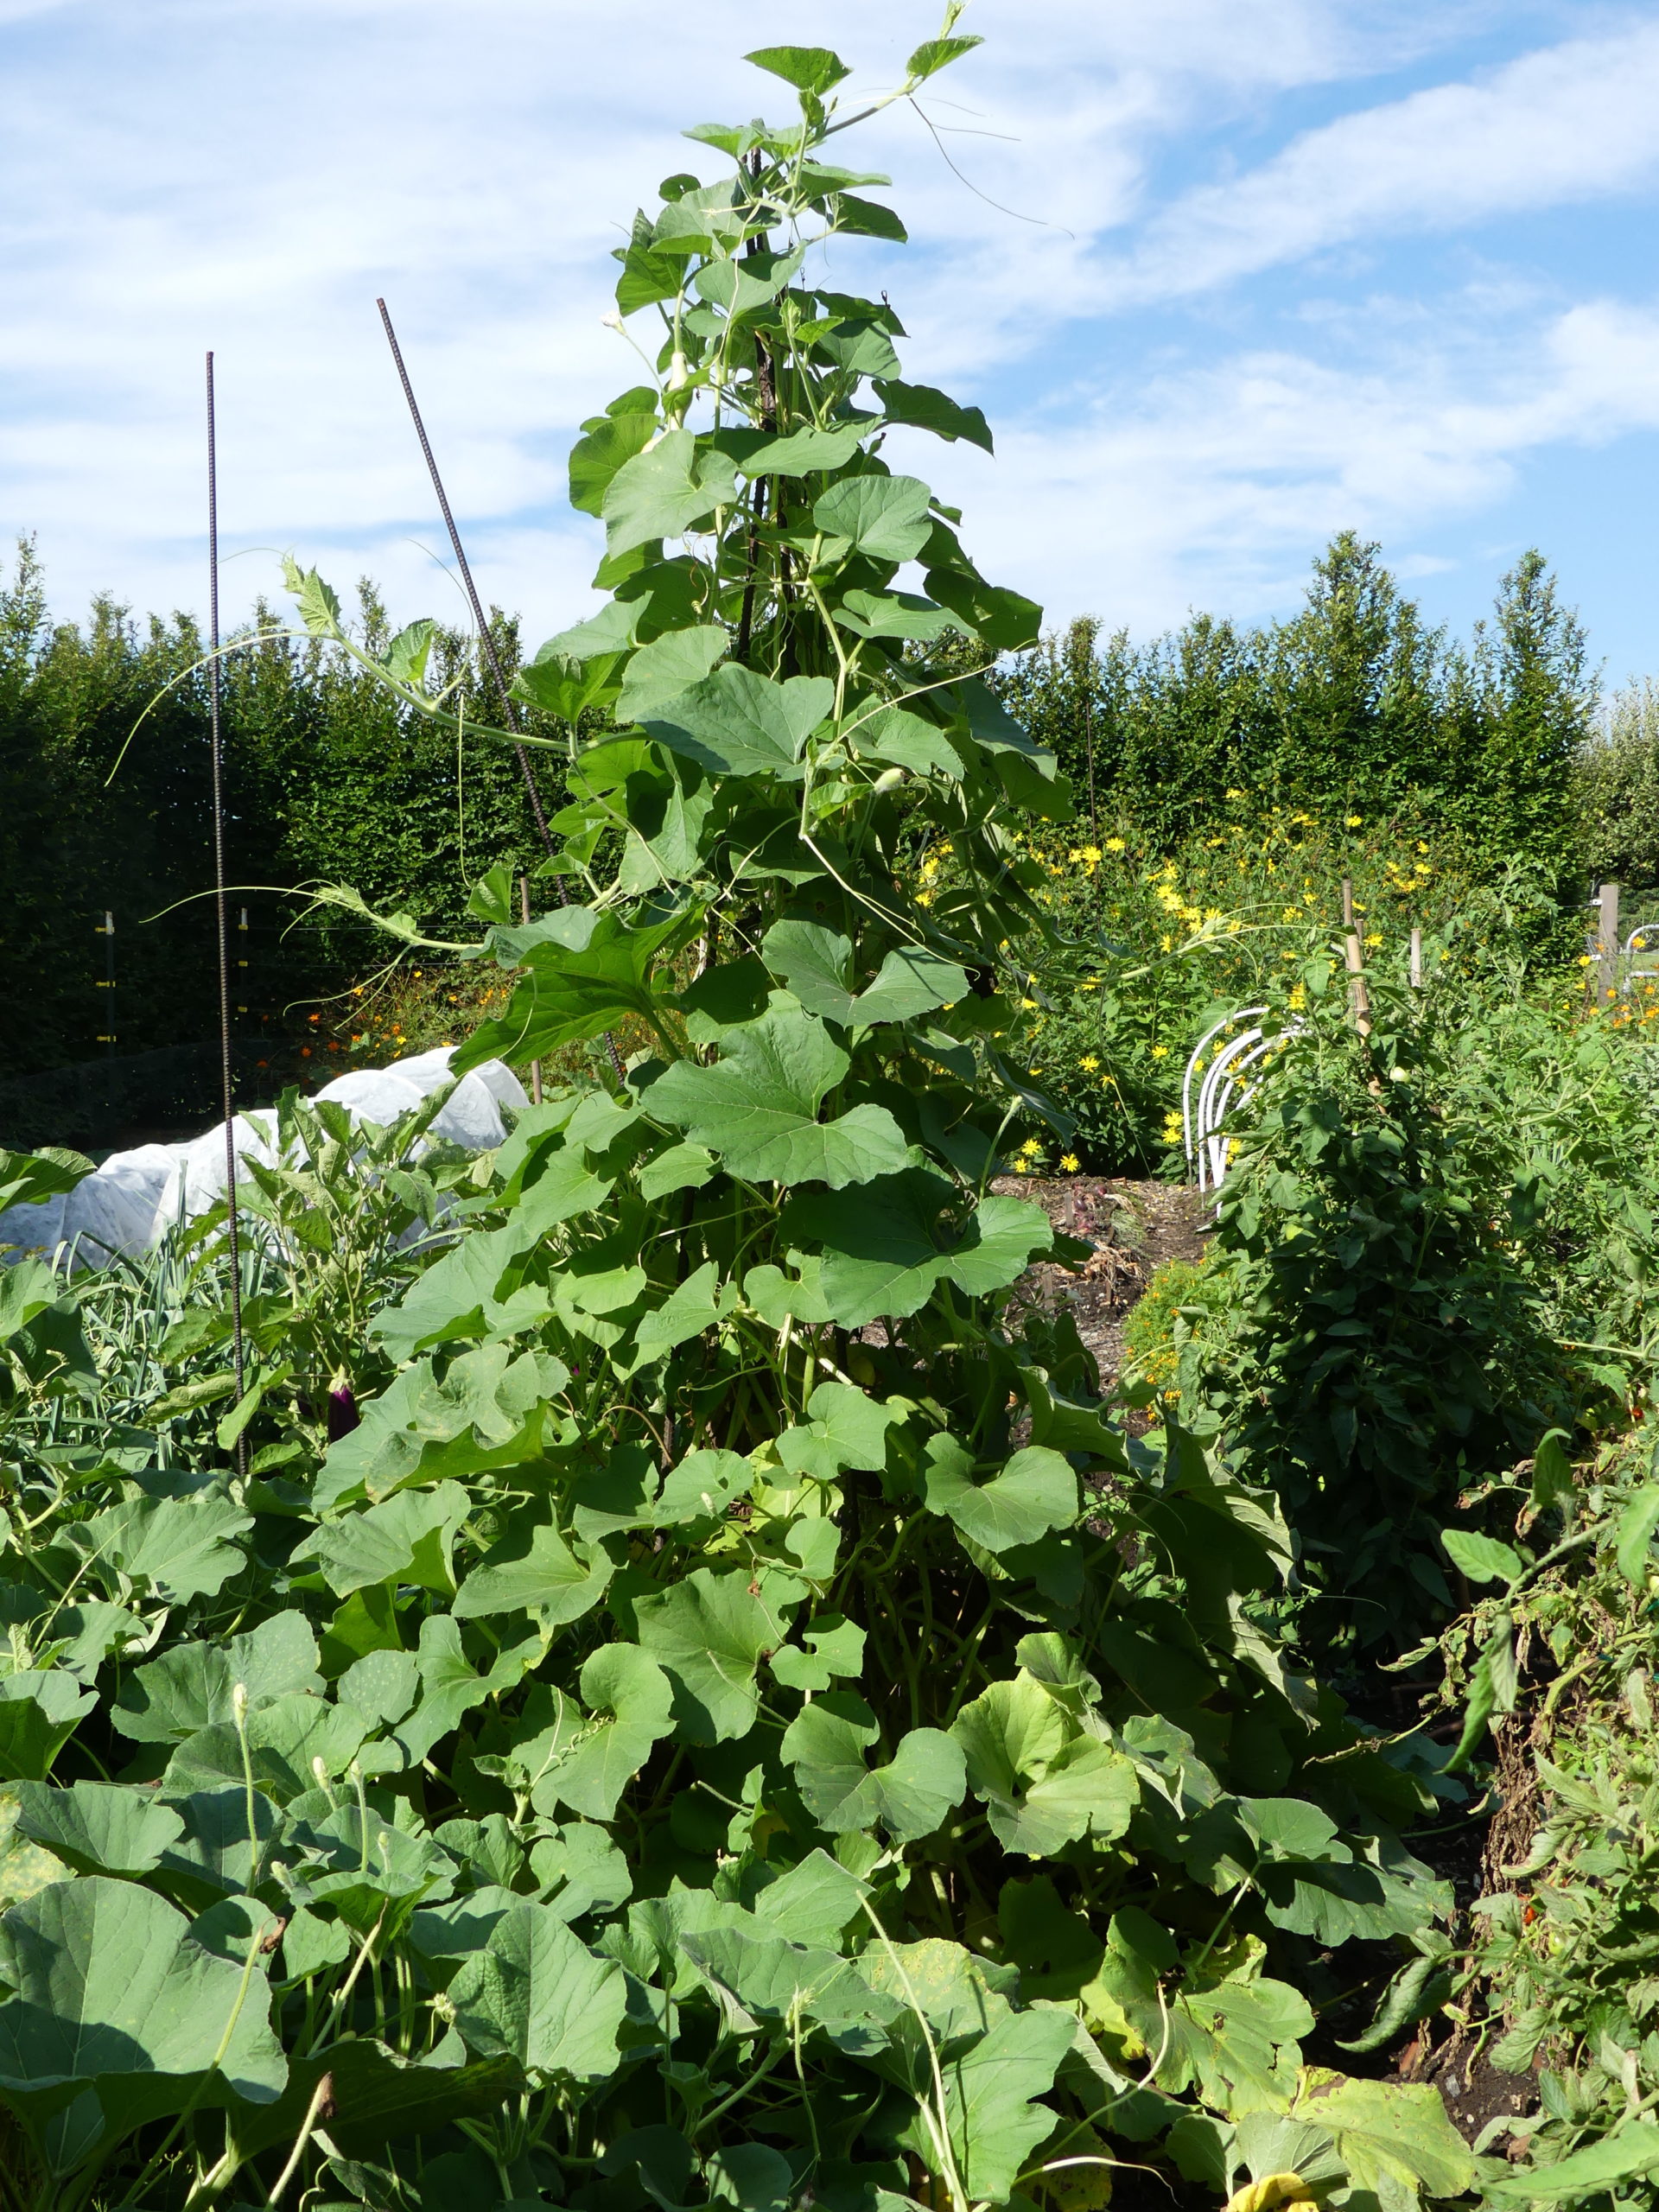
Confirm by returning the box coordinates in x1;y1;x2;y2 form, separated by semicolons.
519;875;543;1106
1409;925;1423;989
1597;880;1621;1009
1341;877;1372;1037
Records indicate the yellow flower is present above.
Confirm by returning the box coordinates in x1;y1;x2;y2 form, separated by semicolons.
1281;906;1300;923
1080;1054;1099;1071
917;890;934;907
1020;997;1038;1010
1344;814;1363;827
1288;983;1306;1009
1018;1137;1042;1157
1104;836;1125;852
1364;932;1382;946
1150;1043;1170;1058
1160;932;1173;950
1081;845;1101;865
1225;788;1243;799
1060;1154;1080;1173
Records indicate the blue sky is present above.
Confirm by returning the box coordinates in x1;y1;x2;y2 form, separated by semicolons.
5;0;1659;685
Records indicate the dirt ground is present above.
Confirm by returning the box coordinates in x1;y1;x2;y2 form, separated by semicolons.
1000;1173;1210;1385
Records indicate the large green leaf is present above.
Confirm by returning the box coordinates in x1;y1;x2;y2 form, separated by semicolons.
812;475;934;562
924;1440;1077;1554
872;378;993;454
162;1691;372;1804
785;1174;1049;1326
317;1344;569;1509
0;1876;286;2106
1287;2071;1476;2202
951;1677;1136;1856
743;423;868;475
449;1902;626;2082
761;921;968;1029
0;1674;96;1782
365;1166;601;1361
746;43;851;94
627;1259;738;1369
783;1698;966;1844
6;1781;184;1876
935;2006;1074;2202
632;1567;798;1744
527;1643;677;1821
71;1488;251;1603
696;245;805;316
683;1924;899;2054
112;1614;322;1744
646;1006;907;1189
301;1479;471;1598
453;1515;613;1627
0;1145;94;1218
569;410;657;518
457;906;701;1066
847;704;964;779
615;624;728;722
602;429;735;558
642;665;832;781
396;1616;538;1766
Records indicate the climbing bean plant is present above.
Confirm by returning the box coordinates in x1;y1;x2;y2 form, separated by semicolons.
0;23;1476;2212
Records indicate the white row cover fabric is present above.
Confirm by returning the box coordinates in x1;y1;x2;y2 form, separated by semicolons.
3;1048;526;1264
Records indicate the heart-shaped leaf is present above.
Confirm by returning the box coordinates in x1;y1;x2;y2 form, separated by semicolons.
0;1876;286;2106
646;1007;907;1189
642;665;832;782
924;1440;1077;1554
449;1902;627;2082
782;1697;965;1843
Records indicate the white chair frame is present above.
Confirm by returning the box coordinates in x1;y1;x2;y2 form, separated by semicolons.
1181;1007;1302;1193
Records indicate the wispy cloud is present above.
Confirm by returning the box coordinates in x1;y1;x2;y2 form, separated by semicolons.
937;293;1659;633
1109;17;1659;303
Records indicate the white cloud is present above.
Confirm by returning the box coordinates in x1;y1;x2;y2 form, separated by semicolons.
1113;16;1659;303
929;295;1659;635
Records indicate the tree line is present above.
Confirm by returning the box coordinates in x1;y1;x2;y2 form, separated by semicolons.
0;530;1618;1100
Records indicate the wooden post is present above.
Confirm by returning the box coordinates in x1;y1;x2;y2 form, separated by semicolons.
1408;926;1423;989
1341;878;1372;1037
1597;880;1620;1010
519;876;543;1106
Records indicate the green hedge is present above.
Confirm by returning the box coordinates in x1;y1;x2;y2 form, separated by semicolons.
0;544;566;1089
996;533;1592;901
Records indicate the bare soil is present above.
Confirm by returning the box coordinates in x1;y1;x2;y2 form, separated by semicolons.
1001;1174;1210;1385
